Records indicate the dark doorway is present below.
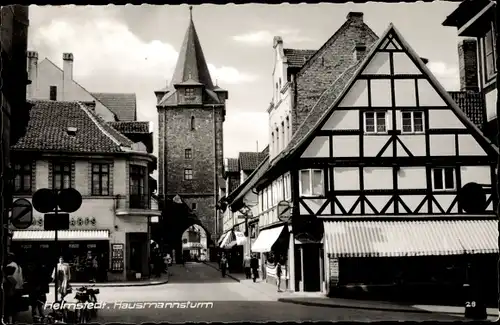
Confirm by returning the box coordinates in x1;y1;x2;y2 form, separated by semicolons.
302;244;321;292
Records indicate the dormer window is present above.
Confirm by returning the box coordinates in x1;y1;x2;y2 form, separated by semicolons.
185;88;195;97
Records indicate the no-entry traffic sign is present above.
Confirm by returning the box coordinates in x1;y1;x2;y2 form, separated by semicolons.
11;198;33;229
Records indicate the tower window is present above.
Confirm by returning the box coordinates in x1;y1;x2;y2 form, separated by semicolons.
50;86;57;101
185;148;193;159
185;88;195;97
191;202;197;210
184;168;193;180
190;116;195;131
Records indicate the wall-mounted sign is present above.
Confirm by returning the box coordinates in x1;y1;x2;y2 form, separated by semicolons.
330;258;339;286
87;243;96;249
111;243;124;272
40;244;49;249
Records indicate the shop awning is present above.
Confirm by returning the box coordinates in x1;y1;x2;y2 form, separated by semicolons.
217;231;230;246
324;219;498;258
251;226;285;253
183;242;204;250
219;231;233;248
225;231;247;249
12;230;110;241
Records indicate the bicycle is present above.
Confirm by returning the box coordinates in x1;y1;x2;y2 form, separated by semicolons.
74;283;100;323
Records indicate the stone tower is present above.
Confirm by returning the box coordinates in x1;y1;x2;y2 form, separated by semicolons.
156;7;227;241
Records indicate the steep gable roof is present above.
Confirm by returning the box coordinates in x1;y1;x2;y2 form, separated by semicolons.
230;155;270;212
226;158;239;173
91;93;137;121
284;23;498;163
12;100;134;154
239;150;268;172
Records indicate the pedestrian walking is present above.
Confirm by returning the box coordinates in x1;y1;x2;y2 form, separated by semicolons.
51;256;72;301
3;265;18;323
220;253;229;278
7;253;24;293
276;259;283;292
250;254;259;283
243;255;251;279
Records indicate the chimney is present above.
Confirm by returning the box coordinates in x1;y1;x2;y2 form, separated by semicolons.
458;39;479;92
26;51;38;98
346;12;364;25
273;36;283;49
62;53;74;100
353;42;367;61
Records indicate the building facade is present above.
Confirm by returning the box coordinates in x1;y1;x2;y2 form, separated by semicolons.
252;23;499;297
9;100;159;282
156;8;228;245
443;0;497;144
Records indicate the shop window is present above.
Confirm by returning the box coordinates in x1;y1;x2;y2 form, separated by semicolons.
52;162;71;190
91;163;110;196
483;26;497;82
364;111;387;134
191;202;197;211
432;167;455;191
401;111;424;133
184;168;193;180
13;162;32;194
299;169;324;196
129;165;147;209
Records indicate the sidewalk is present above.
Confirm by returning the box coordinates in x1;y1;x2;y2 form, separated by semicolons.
47;272;169;287
202;261;243;282
277;296;499;318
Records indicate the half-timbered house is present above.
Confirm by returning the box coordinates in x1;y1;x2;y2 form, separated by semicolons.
253;23;499;296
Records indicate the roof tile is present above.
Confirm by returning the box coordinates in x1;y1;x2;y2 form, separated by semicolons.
239;151;268;171
91;93;137;121
12;100;132;153
226;158;239;173
108;121;150;134
283;49;317;68
448;91;485;129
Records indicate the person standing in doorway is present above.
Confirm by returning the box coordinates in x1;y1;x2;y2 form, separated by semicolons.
220;253;229;278
276;259;283;292
250;254;259;283
243;255;251;279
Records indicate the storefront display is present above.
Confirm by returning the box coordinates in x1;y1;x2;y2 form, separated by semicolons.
111;244;124;272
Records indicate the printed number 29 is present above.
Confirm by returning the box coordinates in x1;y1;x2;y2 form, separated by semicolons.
466;301;476;307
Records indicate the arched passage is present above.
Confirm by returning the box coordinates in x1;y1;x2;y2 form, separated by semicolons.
151;196;215;264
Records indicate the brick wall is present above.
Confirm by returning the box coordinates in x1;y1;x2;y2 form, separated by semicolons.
458;39;479;92
159;105;225;237
293;13;378;131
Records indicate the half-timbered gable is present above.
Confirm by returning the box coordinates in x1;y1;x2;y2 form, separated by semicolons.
293;24;498;218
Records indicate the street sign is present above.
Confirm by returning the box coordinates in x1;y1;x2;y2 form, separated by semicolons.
32;188;57;213
457;182;487;213
11;198;33;229
58;188;82;213
44;213;70;231
277;200;292;222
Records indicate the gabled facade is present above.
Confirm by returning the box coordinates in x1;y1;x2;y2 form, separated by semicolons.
443;0;497;144
9;100;159;282
251;22;498;297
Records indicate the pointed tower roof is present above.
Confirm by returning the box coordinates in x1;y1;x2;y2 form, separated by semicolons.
170;6;214;89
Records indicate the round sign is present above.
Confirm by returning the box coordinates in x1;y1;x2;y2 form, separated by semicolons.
457;182;487;213
32;188;57;213
57;188;82;213
277;200;292;222
11;198;33;229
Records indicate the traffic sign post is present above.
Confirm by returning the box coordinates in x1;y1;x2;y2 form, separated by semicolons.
32;188;83;303
10;198;33;229
277;200;292;222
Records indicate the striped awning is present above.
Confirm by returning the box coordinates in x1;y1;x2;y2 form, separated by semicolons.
324;219;498;258
225;231;247;249
219;231;233;248
12;230;110;241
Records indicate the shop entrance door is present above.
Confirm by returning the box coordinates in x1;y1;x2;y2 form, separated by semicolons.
302;244;321;292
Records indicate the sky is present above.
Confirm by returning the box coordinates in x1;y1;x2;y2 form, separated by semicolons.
28;3;463;162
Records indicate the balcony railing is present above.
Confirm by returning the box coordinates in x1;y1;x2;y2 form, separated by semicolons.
129;194;150;209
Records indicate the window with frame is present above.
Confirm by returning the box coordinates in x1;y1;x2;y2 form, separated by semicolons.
276;128;280;152
264;189;268;211
130;165;147;208
191;202;197;210
286;117;290;145
432;167;455;191
401;111;424;133
185;148;193;159
185;88;195;97
299;169;324;196
91;163;110;196
364;112;387;133
184;168;193;180
483;26;497;82
52;162;72;190
267;187;272;209
271;132;275;156
13;163;32;194
284;174;291;200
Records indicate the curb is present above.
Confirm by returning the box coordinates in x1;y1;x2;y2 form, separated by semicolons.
202;261;240;282
277;298;497;317
48;277;169;288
